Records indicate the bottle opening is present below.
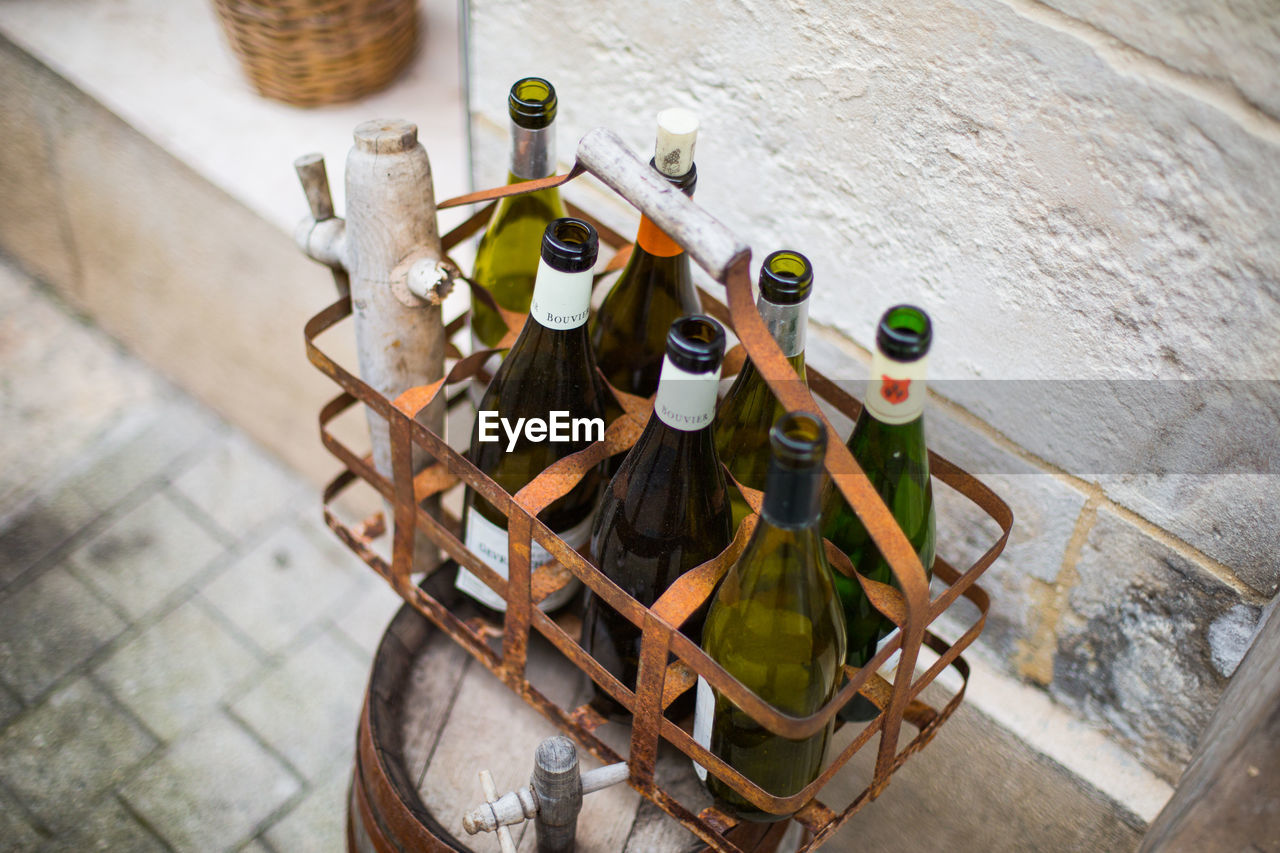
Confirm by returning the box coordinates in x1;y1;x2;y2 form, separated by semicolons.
665;315;726;373
759;250;814;305
876;304;932;362
509;77;558;129
769;413;827;469
541;218;598;273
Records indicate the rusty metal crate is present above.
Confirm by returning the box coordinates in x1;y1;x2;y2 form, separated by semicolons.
305;128;1012;852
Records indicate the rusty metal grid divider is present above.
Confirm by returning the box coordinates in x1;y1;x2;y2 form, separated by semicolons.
306;128;1012;853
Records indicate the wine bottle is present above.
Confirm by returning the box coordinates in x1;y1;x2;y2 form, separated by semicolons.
581;315;732;720
456;218;608;612
713;250;813;529
470;77;567;351
821;304;935;722
591;108;702;408
694;413;846;821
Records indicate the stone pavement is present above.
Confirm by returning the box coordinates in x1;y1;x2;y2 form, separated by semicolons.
0;258;403;851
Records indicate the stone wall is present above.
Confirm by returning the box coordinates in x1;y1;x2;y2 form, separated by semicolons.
467;0;1279;782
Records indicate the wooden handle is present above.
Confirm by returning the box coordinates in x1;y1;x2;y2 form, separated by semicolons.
575;127;750;284
294;152;335;221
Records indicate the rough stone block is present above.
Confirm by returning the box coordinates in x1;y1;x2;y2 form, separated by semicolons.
264;766;348;853
36;794;168;853
120;712;301;853
0;566;125;701
1102;473;1280;597
200;522;364;654
68;490;224;619
1045;0;1280;119
0;678;155;831
1051;506;1263;782
171;432;307;542
94;600;263;741
230;629;367;781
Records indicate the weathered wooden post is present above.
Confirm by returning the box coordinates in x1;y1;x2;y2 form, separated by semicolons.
531;736;583;853
295;119;448;570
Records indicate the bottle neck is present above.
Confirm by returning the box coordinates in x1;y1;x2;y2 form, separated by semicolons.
529;259;592;330
633;161;695;257
758;295;809;359
510;120;557;180
653;355;721;432
760;458;823;529
864;349;928;425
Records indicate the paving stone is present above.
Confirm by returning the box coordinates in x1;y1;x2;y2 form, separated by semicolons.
0;784;47;850
0;566;126;701
264;766;349;853
0;488;98;590
200;523;364;655
95;600;263;741
172;432;307;541
0;263;159;521
1052;506;1263;782
36;794;167;853
120;713;301;853
231;630;367;781
64;395;220;513
68;490;224;619
0;677;155;831
0;682;22;728
332;579;402;659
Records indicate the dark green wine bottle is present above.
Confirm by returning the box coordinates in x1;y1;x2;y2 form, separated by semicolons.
470;77;567;351
591;108;702;409
821;304;935;722
582;315;732;720
694;413;847;822
713;250;813;529
456;218;608;612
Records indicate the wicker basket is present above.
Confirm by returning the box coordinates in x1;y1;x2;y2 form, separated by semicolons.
212;0;418;107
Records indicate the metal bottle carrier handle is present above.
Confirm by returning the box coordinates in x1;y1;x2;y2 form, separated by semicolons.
300;123;1012;853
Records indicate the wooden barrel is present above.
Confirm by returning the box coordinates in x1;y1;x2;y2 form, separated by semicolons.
346;582;797;852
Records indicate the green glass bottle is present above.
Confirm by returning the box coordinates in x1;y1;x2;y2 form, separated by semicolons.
582;315;732;720
470;77;567;351
591;108;702;410
713;250;814;529
456;219;608;613
821;304;935;722
694;413;847;822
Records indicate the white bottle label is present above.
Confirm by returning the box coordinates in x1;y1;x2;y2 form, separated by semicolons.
864;350;928;425
529;260;593;330
654;355;721;431
692;675;714;782
758;297;808;359
455;509;590;612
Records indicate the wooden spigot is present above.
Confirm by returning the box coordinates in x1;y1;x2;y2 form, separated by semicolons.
465;736;629;853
